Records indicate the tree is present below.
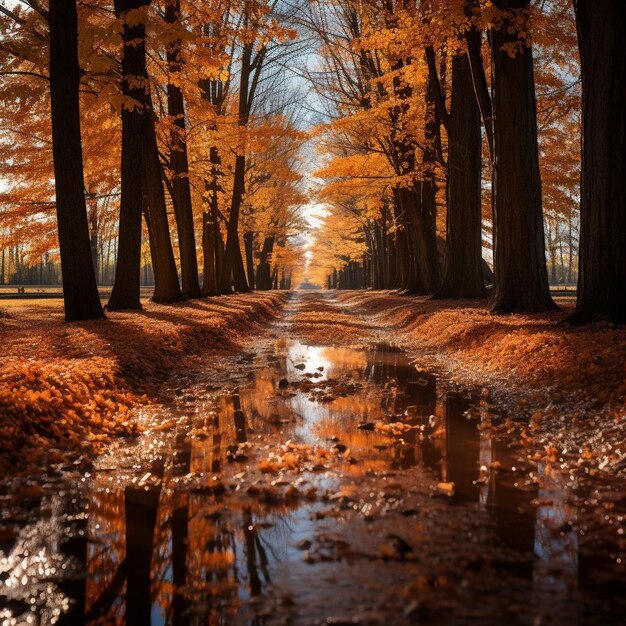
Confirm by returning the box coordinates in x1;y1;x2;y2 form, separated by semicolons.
489;0;556;312
164;0;202;299
218;35;254;294
109;0;182;309
48;0;104;321
569;0;626;324
431;49;485;299
306;0;443;295
107;0;146;310
217;0;291;294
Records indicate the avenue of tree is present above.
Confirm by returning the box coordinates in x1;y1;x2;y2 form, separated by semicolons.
310;0;624;323
0;0;624;324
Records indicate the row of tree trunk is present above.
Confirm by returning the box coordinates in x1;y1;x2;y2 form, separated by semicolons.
48;0;625;324
48;0;284;322
326;0;624;323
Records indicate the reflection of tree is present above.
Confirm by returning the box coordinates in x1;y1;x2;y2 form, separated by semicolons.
533;464;578;591
83;458;164;625
478;399;495;507
58;496;88;626
85;488;126;625
186;496;237;622
125;484;162;625
443;394;480;502
233;388;248;444
153;491;174;620
170;491;189;625
243;508;263;597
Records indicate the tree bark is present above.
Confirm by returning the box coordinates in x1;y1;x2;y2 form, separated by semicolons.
109;0;181;308
141;68;182;304
389;196;409;291
567;216;574;284
202;145;224;295
465;5;494;159
219;157;250;293
490;0;556;312
219;40;253;294
88;202;99;282
435;54;486;299
165;0;201;299
201;209;217;295
570;0;626;324
244;231;255;289
411;77;441;295
109;0;149;310
256;236;274;290
48;0;104;321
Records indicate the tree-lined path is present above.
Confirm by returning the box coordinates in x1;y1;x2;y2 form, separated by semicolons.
1;0;626;623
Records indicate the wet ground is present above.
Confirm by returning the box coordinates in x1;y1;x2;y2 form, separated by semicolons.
1;293;625;625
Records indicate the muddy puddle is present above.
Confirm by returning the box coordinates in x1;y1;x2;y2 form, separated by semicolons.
1;340;625;625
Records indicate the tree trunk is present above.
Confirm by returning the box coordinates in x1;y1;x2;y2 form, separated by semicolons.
202;145;224;295
398;188;422;293
547;223;558;284
381;222;390;288
244;231;255;289
165;0;201;299
219;40;253;294
219;154;250;293
465;8;494;159
414;180;440;294
371;227;381;289
88;202;99;283
210;160;225;284
490;0;556;313
570;0;626;324
390;195;409;291
201;210;217;295
567;215;574;284
413;79;441;295
48;0;103;322
142;80;182;303
109;0;182;308
109;0;148;310
558;237;565;284
435;54;486;299
256;236;274;290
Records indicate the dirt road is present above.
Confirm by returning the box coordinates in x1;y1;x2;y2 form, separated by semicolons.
1;292;625;625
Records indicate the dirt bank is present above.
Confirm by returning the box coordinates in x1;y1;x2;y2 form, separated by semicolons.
0;293;289;474
334;291;626;476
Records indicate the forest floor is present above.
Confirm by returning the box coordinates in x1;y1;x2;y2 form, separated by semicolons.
333;291;626;477
1;290;625;625
0;292;290;474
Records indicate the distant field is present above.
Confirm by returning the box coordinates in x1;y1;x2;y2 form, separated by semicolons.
0;286;155;317
0;285;155;299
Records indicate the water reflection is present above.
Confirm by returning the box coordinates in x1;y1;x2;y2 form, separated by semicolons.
1;341;624;624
